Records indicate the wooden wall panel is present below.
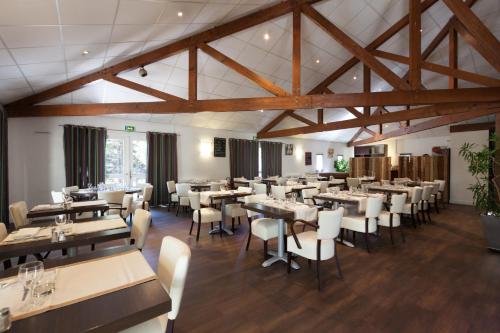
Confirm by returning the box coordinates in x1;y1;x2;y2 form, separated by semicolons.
349;157;391;180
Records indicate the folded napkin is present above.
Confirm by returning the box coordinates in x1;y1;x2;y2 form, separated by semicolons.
31;204;61;211
12;227;41;240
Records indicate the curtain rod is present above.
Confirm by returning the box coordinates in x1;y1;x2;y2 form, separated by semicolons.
57;125;180;135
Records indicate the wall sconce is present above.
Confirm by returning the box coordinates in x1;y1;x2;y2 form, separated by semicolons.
200;140;212;158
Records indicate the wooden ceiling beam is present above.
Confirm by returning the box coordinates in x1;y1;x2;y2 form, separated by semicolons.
301;3;411;91
450;122;495;133
442;0;500;72
292;7;301;96
198;43;289;97
363;65;371;116
349;108;500;146
449;26;458;89
7;0;320;108
189;47;197;101
8;88;500;118
257;110;292;136
288;112;317;126
257;101;500;138
317;109;323;124
409;0;421;89
347;127;365;145
371;50;500;87
103;75;184;101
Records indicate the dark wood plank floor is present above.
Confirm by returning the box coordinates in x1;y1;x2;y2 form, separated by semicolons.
135;204;500;333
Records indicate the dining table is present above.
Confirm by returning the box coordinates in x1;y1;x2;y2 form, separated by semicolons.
189;184;212;192
0;215;130;261
27;200;109;220
367;185;413;198
242;199;317;269
286;185;317;195
313;191;385;213
70;188;142;201
200;190;252;236
0;246;171;332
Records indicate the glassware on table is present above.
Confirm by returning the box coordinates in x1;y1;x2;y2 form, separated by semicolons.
32;269;58;301
55;215;67;228
62;219;74;235
18;261;44;301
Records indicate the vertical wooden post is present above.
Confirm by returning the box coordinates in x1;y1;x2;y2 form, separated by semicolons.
189;47;197;101
292;7;301;96
318;109;323;124
409;0;421;89
449;26;458;89
363;65;370;117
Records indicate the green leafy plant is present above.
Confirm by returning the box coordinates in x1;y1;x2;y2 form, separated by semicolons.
334;159;349;172
459;134;500;216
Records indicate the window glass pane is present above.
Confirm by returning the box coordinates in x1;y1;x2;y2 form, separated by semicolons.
105;139;124;184
131;140;147;186
316;154;324;172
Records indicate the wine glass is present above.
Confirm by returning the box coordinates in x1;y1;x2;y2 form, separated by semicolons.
18;261;44;301
55;215;67;229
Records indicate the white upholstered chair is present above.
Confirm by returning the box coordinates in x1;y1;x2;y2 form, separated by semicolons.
254;183;267;195
188;191;222;241
271;185;286;200
0;223;11;270
223;187;251;232
121;236;191;333
428;182;441;213
302;188;320;206
378;193;406;245
435;179;446;208
419;185;433;223
341;196;383;253
403;186;422;227
98;190;125;215
286;208;344;290
9;201;29;228
121;194;133;222
244;194;282;259
346;177;360;189
51;191;64;203
129;208;151;250
175;184;191;216
134;185;153;213
167;181;178;211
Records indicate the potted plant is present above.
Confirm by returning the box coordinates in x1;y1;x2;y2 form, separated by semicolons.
334;159;349;173
459;135;500;251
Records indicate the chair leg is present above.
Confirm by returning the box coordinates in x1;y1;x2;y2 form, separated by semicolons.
196;222;201;241
435;201;440;214
176;204;180;216
427;208;432;223
246;218;252;251
352;231;356;246
400;224;406;243
308;259;311;268
238;216;241;225
334;243;343;280
263;240;268;259
365;218;371;253
219;221;223;238
287;252;292;274
231;218;235;233
316;240;322;291
389;214;394;246
166;319;174;333
189;221;194;235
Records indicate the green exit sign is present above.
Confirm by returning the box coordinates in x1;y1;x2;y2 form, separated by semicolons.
125;125;135;132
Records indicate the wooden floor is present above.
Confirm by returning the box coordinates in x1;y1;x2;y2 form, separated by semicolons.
132;204;500;333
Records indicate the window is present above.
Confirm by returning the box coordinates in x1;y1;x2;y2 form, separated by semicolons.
105;138;124;185
105;133;147;186
316;154;324;172
131;140;147;186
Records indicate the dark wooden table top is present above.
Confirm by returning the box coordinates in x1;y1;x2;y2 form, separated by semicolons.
288;186;316;193
27;201;109;219
209;192;252;200
241;202;294;220
0;246;171;333
190;184;211;191
367;186;411;194
313;194;362;205
0;216;130;260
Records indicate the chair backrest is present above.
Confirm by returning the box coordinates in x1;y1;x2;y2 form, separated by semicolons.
166;181;176;194
271;185;286;200
131;208;151;250
319;181;328;193
142;185;154;202
306;176;317;183
51;191;64;203
98;190;125;205
0;223;7;241
176;183;191;197
9;201;28;228
431;183;439;195
254;183;267;195
302;188;319;205
411;187;423;203
346;177;360;188
435;179;446;191
157;236;191;321
188;191;201;210
237;186;253;193
371;181;381;186
121;194;133;219
62;185;79;195
244;194;267;218
277;177;287;186
365;196;383;218
422;186;433;200
317;207;344;240
210;183;220;191
390;193;407;214
327;186;340;193
381;180;391;185
307;182;321;190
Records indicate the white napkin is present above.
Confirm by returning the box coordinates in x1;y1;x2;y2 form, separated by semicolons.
12;227;41;240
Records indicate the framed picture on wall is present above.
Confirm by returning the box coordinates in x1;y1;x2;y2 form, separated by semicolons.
285;144;294;155
327;148;334;159
305;152;312;165
213;137;226;157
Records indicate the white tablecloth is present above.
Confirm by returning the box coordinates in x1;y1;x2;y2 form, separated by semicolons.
0;250;156;321
316;192;385;213
199;190;233;206
258;199;318;222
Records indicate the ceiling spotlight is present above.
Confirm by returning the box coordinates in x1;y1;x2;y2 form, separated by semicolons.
263;33;270;40
420;28;423;32
353;76;357;80
139;66;148;77
315;59;320;64
177;11;183;17
260;109;264;112
82;50;89;55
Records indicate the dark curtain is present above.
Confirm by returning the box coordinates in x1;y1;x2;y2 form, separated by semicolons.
63;125;106;188
261;141;283;178
147;132;177;206
229;138;258;179
0;106;8;224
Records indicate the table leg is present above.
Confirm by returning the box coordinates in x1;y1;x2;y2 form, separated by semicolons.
66;247;78;257
208;198;234;236
262;219;300;269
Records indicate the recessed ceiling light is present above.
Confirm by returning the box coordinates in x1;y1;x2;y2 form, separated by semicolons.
263;33;270;40
420;28;423;32
353;76;357;80
315;59;320;64
177;11;183;17
82;50;89;55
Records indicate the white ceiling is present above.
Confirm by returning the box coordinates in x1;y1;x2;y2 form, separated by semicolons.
0;0;499;142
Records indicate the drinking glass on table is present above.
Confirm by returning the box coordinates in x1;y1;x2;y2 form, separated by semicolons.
55;215;67;229
32;269;58;303
18;261;44;301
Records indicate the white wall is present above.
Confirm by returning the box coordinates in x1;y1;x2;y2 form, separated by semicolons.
8;116;350;207
449;130;489;205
